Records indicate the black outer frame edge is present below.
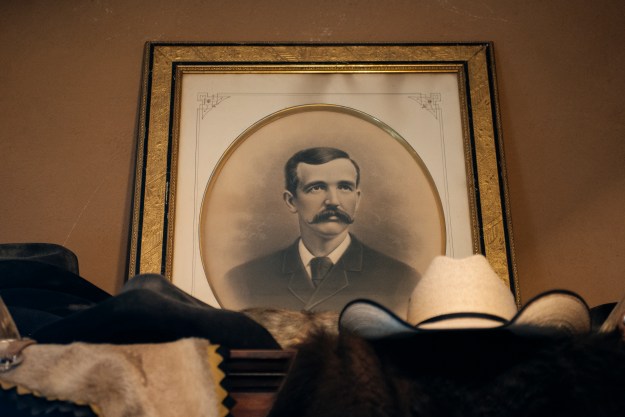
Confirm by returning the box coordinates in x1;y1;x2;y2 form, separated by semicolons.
131;42;157;277
143;41;492;49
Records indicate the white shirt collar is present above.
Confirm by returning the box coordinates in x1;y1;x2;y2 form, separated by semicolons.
298;234;352;278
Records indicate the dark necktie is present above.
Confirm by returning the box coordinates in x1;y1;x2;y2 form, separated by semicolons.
310;257;333;287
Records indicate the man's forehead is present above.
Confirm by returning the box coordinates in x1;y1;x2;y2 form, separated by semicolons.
296;158;358;183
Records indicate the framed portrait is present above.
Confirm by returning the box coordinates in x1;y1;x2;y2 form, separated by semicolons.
128;43;519;311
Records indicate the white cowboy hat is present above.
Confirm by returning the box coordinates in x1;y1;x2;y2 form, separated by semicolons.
339;255;591;339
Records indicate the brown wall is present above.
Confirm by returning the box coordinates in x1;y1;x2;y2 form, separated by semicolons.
1;0;624;308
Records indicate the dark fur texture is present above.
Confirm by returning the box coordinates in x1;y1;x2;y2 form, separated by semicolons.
267;330;625;417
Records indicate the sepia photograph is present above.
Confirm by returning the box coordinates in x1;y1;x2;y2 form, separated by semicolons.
200;105;445;314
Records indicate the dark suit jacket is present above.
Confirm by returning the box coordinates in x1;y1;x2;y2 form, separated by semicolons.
224;235;419;315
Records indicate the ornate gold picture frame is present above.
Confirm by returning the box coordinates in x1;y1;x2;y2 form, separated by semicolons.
128;43;519;308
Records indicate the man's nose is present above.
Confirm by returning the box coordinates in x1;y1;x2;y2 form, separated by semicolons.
324;187;340;206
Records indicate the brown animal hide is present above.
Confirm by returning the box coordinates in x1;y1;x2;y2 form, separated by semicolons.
268;330;625;417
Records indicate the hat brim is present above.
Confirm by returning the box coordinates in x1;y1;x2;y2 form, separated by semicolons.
0;259;110;302
339;290;591;340
31;288;282;349
0;243;80;274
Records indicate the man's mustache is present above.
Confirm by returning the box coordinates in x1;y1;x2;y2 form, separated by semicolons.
309;208;354;224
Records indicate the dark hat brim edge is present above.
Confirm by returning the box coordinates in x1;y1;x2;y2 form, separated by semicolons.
339;289;592;340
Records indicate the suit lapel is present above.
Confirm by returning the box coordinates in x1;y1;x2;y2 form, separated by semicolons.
303;268;349;310
337;235;364;272
283;242;316;305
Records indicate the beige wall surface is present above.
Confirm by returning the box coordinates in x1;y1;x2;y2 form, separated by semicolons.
1;0;623;308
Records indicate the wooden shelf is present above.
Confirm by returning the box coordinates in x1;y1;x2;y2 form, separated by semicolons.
223;349;296;417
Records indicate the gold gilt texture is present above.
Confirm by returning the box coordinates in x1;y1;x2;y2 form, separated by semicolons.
466;52;510;285
130;44;518;301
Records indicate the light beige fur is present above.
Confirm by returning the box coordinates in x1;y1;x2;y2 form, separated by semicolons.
0;338;226;417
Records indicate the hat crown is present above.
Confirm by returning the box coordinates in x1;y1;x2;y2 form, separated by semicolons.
0;243;79;274
407;255;517;328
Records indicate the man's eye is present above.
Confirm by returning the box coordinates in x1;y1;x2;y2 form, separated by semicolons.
307;184;325;192
338;184;354;191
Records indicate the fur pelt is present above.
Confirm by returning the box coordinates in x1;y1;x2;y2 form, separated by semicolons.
242;308;338;349
267;330;625;417
0;338;227;417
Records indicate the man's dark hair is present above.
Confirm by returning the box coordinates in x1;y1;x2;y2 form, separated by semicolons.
284;147;360;195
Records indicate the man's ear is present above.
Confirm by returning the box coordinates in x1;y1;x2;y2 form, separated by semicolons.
283;190;298;213
354;188;362;213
